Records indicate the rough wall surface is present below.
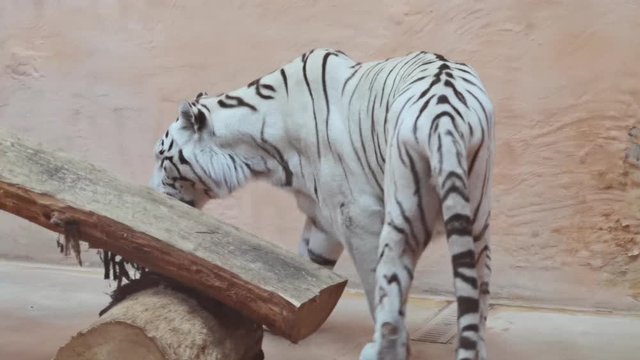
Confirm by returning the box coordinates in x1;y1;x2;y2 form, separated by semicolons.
1;0;639;310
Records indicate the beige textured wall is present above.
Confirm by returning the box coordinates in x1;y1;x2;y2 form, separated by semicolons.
1;0;639;310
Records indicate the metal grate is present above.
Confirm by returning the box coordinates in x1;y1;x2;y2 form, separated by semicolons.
411;302;495;344
411;302;458;344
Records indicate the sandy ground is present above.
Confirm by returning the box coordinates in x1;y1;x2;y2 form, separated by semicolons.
2;261;639;360
1;0;640;318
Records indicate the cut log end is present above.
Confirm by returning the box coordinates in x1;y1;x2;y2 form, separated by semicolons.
54;322;167;360
54;276;265;360
288;279;347;342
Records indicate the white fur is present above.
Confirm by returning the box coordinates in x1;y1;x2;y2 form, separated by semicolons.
150;49;495;360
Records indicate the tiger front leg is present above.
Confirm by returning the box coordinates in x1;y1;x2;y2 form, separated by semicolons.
297;217;344;270
263;216;344;335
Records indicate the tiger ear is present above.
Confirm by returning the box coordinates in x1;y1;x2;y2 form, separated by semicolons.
179;101;194;124
178;101;207;133
195;91;208;100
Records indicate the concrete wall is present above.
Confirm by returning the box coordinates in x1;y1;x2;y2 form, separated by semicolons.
1;0;639;310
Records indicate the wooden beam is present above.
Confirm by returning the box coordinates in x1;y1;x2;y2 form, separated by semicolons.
0;131;347;342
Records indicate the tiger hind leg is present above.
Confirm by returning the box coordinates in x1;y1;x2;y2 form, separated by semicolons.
360;135;441;360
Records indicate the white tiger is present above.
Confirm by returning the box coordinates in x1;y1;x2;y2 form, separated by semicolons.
149;48;495;360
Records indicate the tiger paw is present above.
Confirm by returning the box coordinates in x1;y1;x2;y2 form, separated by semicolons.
359;342;378;360
358;340;409;360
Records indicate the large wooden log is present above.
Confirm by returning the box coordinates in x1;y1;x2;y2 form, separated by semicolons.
54;275;264;360
0;131;347;342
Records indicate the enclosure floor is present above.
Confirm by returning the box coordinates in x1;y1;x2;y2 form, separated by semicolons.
1;260;639;360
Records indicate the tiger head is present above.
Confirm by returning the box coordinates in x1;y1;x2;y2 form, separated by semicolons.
148;92;250;209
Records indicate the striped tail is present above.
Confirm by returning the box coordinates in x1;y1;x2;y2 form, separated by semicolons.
430;128;482;360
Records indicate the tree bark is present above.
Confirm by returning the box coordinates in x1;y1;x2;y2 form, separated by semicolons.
53;275;264;360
